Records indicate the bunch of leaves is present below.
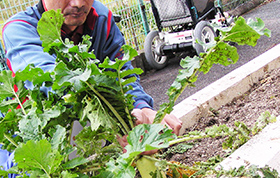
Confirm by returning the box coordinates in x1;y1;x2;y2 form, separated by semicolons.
0;9;158;177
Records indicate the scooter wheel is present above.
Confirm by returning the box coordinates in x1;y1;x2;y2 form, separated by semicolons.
144;31;168;70
193;21;217;56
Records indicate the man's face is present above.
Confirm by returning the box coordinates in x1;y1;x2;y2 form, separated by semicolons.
45;0;94;30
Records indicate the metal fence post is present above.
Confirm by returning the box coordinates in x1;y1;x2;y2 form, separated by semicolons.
137;0;150;36
0;40;8;71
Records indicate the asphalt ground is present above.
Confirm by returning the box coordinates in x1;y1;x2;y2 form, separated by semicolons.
140;0;280;110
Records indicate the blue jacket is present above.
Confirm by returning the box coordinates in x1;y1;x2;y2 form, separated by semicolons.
1;0;153;175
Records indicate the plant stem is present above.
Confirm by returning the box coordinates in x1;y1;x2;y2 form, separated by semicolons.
154;38;226;124
13;91;27;116
169;134;209;146
85;81;131;135
142;155;198;171
76;53;87;67
116;66;134;130
4;133;18;147
66;121;75;161
38;164;51;178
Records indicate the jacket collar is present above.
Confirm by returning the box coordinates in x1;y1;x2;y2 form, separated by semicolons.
37;0;45;16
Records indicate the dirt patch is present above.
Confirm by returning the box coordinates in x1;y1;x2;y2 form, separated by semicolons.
167;67;280;166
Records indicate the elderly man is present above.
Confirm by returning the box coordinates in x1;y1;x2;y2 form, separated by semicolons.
0;0;182;174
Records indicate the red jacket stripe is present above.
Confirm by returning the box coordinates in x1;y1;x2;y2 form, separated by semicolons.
106;10;112;40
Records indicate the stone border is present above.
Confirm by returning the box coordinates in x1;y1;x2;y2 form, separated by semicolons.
217;115;280;172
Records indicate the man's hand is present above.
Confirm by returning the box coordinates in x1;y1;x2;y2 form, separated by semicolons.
132;108;182;136
117;108;182;155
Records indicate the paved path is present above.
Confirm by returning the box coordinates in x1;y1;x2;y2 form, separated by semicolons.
140;0;280;110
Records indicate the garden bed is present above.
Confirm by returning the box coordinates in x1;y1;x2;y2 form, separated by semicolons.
167;44;280;169
169;67;280;166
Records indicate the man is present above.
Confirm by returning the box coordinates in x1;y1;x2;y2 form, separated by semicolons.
0;0;182;173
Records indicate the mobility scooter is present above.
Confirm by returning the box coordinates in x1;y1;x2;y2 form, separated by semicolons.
144;0;233;69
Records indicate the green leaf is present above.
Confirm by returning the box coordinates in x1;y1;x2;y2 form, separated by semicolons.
103;157;136;178
222;17;270;46
102;124;175;178
0;99;19;113
99;57;127;73
86;74;135;131
164;55;200;101
14;139;63;175
63;157;89;170
53;61;91;91
15;65;53;86
88;61;102;75
0;109;21;148
61;171;79;178
29;170;49;178
252;111;276;135
259;166;279;178
0;166;19;177
180;56;201;73
38;106;62;122
80;95;116;131
50;125;66;150
0;70;20;99
122;45;138;61
120;68;143;79
200;42;239;73
37;9;64;52
121;77;137;86
247;18;271;37
17;106;62;142
124;124;176;159
18;116;46;142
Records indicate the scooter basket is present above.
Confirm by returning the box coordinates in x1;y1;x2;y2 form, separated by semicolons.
153;0;192;27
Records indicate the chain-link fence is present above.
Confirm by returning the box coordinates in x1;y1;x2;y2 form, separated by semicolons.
0;0;251;51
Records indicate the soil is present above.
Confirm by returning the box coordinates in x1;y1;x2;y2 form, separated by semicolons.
166;67;280;167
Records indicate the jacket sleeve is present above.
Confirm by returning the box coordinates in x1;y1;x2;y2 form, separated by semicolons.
3;20;56;74
3;20;55;93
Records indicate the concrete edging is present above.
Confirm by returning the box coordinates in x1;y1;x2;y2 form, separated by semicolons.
217;115;280;173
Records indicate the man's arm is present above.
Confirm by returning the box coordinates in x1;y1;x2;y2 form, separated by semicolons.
3;20;56;74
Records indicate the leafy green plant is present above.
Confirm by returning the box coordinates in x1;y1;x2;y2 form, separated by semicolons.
0;9;275;178
0;9;142;177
